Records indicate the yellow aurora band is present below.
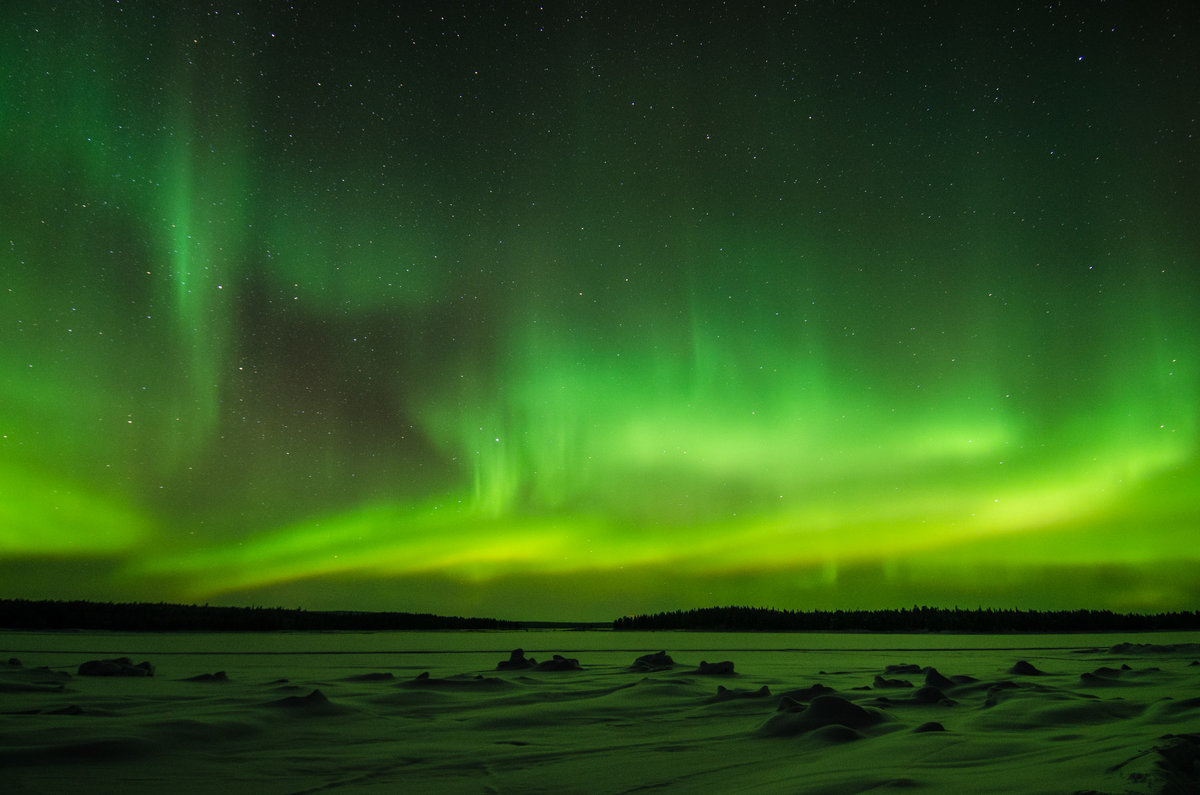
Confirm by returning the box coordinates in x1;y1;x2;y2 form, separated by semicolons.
2;5;1197;619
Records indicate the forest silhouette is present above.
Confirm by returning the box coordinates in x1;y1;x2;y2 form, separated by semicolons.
0;598;517;632
611;605;1200;633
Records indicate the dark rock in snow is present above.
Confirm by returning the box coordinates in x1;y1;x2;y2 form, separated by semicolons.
184;671;229;682
923;668;955;689
535;654;581;671
913;686;956;706
883;663;922;675
497;649;537;670
343;672;395;681
710;684;771;702
78;657;154;677
694;660;735;675
913;721;946;733
1009;660;1044;676
778;683;837;702
631;651;675;672
760;695;886;737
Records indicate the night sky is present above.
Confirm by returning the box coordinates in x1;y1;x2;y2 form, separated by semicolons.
3;3;1198;621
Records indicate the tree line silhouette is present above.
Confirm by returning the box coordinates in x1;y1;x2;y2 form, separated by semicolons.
7;599;1195;633
0;599;518;632
612;605;1200;633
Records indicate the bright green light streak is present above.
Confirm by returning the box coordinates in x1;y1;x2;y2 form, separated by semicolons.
0;462;148;554
122;418;1191;602
122;500;595;598
161;129;225;454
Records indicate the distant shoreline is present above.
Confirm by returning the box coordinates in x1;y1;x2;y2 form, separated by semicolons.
613;606;1200;634
0;598;519;632
3;598;1198;634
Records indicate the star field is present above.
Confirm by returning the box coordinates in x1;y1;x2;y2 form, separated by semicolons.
2;3;1198;620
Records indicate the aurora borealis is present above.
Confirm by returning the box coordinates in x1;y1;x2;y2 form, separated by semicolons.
2;3;1197;621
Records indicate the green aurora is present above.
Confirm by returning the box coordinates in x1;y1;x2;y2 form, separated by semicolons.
2;4;1198;620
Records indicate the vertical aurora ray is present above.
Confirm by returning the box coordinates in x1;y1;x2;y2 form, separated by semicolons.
0;4;249;531
147;10;262;461
1;4;1198;619
157;102;239;459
